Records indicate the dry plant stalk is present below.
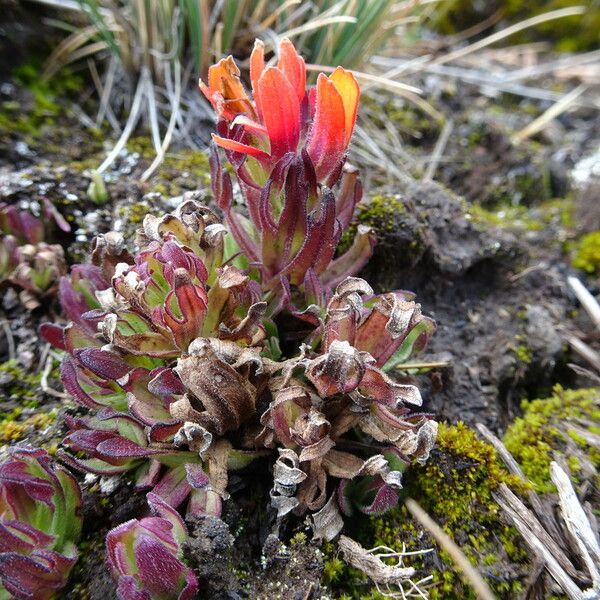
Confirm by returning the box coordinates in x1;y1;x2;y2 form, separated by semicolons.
338;534;433;599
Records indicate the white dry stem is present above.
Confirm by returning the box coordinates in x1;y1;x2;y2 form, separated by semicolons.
550;462;600;592
423;119;454;181
338;535;432;599
514;84;588;144
494;482;596;600
568;276;600;331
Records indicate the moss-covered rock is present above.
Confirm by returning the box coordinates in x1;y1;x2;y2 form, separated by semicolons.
503;385;600;493
328;422;529;599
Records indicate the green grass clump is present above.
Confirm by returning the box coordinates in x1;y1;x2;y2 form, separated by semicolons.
328;422;528;599
504;385;600;493
572;231;600;274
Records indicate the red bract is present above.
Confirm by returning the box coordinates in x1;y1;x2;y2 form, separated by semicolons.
106;493;198;600
202;38;374;305
0;448;82;600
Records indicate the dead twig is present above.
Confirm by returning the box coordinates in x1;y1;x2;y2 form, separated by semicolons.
423;119;453;181
338;534;433;599
40;353;70;400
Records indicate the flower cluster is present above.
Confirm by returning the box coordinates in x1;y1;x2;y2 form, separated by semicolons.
0;203;68;307
0;448;82;600
201;39;375;309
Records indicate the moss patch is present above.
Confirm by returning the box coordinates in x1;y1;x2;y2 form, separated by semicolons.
503;385;600;493
0;410;55;443
339;194;407;252
572;231;600;274
329;422;529;599
466;197;574;233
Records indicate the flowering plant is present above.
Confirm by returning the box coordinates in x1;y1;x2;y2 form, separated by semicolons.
34;36;438;597
201;39;375;308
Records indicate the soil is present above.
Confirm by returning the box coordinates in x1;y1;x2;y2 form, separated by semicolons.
1;31;599;600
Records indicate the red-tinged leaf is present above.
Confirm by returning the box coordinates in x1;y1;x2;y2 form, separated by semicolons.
382;316;437;371
303;268;324;307
211;134;270;161
60;358;103;409
256;67;301;160
152;465;191;510
95;437;158;460
185;463;209;489
149;422;182;443
221;206;260;263
146;492;187;543
359;480;399;516
39;322;66;350
321;224;376;289
59;452;132;476
0;521;49;553
282;187;336;286
357;364;422;407
160;269;207;350
306;73;346;182
187;487;222;519
337;480;353;517
134;535;189;596
210;145;233;212
42;197;71;233
75;348;131;381
135;460;162;490
274;156;309;268
277;38;306;103
0;551;75;600
373;404;416;430
115;576;147;600
306;340;365;397
148;368;185;397
335;165;362;231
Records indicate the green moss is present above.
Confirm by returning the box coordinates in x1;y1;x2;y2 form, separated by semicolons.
339;194;406;252
572;231;600;274
504;385;600;493
126;136;211;197
467;197;574;234
0;61;83;140
0;360;48;405
432;0;600;53
0;360;60;443
328;422;528;599
467;203;543;231
0;411;55;443
514;343;533;365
